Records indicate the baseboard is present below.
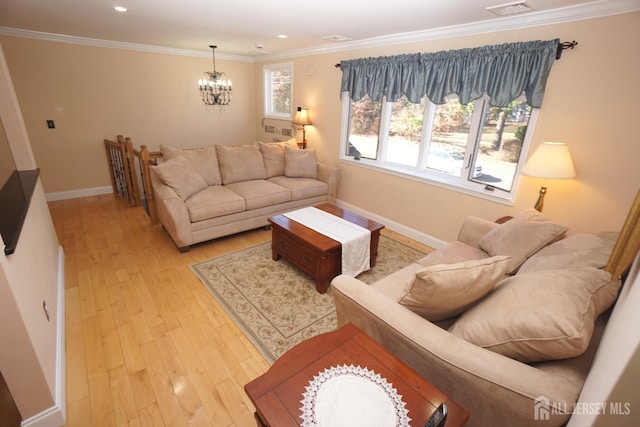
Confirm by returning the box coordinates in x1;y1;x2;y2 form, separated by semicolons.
22;246;66;427
45;185;112;202
335;199;447;249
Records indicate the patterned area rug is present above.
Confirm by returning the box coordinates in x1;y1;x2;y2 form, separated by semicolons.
190;235;428;363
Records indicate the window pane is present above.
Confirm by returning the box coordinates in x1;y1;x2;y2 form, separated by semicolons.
385;97;424;167
473;97;531;191
426;99;474;177
271;70;291;115
348;97;381;160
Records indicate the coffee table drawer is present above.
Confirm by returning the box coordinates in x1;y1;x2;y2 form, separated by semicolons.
274;232;325;277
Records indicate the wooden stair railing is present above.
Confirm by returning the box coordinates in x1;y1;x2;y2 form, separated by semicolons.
133;144;162;224
104;135;139;206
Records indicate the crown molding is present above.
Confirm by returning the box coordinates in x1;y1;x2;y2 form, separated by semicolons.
0;0;637;63
255;0;640;62
0;27;254;63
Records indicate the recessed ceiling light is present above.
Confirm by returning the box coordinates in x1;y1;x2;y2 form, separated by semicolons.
113;6;128;13
277;34;288;39
486;1;533;16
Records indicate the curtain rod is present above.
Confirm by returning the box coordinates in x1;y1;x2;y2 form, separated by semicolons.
334;40;578;68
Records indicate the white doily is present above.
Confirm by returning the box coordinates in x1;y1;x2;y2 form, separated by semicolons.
300;364;411;426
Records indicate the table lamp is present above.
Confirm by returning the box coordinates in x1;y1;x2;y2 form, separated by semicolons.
293;107;312;149
522;141;576;212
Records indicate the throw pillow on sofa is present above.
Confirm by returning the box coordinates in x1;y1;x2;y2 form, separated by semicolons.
216;144;268;184
479;208;568;274
151;155;208;201
259;139;296;177
284;145;318;179
449;268;620;363
518;231;619;274
160;144;222;186
399;255;511;321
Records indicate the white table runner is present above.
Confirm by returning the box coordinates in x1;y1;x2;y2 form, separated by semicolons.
283;207;371;277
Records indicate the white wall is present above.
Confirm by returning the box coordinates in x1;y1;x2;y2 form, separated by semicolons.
568;250;640;427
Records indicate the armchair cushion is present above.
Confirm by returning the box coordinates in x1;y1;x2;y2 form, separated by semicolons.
518;231;619;274
479;208;568;274
151;155;208;201
399;256;511;321
449;268;619;363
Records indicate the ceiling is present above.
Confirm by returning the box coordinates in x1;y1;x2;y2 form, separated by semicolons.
0;0;637;59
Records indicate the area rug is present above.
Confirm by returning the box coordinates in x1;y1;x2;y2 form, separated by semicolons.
190;235;428;363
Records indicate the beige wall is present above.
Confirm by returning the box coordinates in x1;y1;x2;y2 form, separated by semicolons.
0;43;63;422
259;12;640;242
0;37;257;194
1;13;638;244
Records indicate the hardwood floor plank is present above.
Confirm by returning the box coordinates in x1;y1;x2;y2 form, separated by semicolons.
51;195;431;426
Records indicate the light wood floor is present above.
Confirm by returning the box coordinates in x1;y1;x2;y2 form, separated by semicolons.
49;195;432;426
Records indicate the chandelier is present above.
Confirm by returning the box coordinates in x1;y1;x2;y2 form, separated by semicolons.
198;45;232;106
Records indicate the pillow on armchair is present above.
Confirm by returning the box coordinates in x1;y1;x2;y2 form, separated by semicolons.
399;255;511;321
449;268;620;363
479;208;568;274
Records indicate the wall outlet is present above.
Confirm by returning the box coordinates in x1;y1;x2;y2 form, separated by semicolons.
46;120;55;129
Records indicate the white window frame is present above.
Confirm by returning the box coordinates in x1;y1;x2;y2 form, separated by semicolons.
263;62;293;120
339;92;538;205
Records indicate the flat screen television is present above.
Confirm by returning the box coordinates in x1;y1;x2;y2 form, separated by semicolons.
0;117;39;255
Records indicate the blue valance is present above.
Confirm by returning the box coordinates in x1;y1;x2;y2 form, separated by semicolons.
339;39;559;108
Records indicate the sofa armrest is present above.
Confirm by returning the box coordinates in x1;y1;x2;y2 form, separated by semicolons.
317;163;340;204
331;275;578;426
457;215;499;248
150;169;193;250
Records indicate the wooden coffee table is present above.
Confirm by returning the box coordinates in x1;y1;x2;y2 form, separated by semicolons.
268;203;384;294
245;323;469;427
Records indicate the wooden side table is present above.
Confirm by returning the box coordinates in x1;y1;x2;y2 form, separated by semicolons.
245;323;469;426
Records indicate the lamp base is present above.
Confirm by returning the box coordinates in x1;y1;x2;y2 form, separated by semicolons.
534;186;547;212
297;140;307;149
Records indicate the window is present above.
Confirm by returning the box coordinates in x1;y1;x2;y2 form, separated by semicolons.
341;93;536;202
264;63;292;119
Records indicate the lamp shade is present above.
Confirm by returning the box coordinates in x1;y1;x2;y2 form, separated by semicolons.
522;142;576;179
292;107;312;126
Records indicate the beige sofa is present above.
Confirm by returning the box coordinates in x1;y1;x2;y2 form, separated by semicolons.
148;140;340;251
332;209;620;426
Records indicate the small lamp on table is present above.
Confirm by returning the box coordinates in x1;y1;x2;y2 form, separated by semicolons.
292;107;312;149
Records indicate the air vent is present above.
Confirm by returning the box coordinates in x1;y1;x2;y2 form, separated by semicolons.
486;1;533;16
321;35;352;42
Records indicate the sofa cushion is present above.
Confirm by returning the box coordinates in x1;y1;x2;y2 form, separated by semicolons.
285;146;317;179
151;156;208;201
160;144;222;186
216;144;268;184
479;208;568;274
399;256;511;321
259;139;297;178
267;176;328;201
185;186;246;222
225;180;291;210
518;231;618;274
449;268;620;363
